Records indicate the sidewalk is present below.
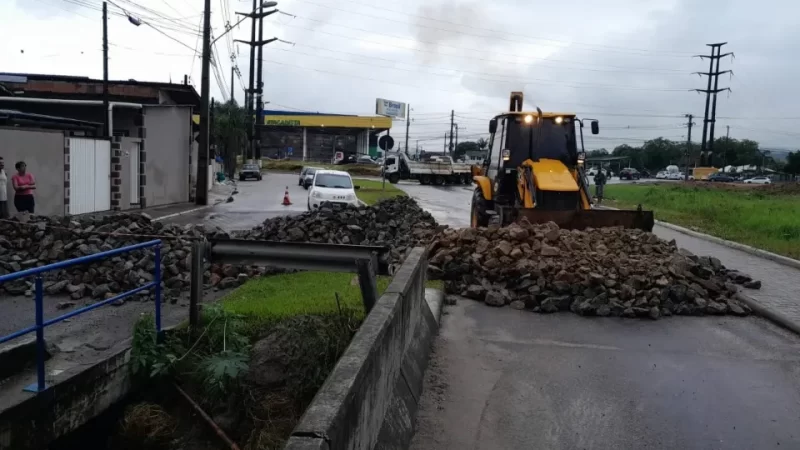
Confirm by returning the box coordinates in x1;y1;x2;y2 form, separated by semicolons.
139;182;236;221
653;224;800;329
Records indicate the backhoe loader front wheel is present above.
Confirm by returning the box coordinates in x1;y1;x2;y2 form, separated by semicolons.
470;188;490;228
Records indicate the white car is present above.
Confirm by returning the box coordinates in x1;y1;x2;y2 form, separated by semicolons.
744;176;771;184
655;171;668;179
667;172;683;180
308;170;360;210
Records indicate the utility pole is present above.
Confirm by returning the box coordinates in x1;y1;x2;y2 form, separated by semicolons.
726;125;730;139
196;0;212;205
230;66;234;103
694;42;732;167
235;4;278;161
246;0;256;113
102;1;110;138
443;134;446;153
455;124;459;148
404;104;410;154
449;110;454;155
684;114;693;181
415;140;419;159
255;1;265;160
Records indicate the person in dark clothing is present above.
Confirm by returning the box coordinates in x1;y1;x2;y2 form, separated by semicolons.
594;168;607;203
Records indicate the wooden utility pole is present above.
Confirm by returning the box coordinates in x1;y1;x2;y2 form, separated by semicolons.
196;0;212;205
684;114;693;181
102;2;109;137
448;110;454;155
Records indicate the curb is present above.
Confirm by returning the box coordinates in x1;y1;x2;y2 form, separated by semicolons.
735;293;800;337
652;220;800;270
152;186;236;222
596;205;800;271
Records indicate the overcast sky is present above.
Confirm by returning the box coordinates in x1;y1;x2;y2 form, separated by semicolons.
2;0;799;153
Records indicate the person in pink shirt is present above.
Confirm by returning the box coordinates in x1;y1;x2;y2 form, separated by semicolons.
11;161;36;214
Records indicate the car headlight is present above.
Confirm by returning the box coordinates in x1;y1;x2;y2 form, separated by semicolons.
312;191;322;198
346;194;355;201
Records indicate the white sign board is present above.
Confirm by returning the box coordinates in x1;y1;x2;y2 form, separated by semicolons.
376;98;406;119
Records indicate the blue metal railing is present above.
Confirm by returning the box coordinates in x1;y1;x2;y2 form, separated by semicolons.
0;239;162;393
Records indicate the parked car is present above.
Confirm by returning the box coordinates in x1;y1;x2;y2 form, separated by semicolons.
640;170;651;178
744;176;771;184
667;172;683;180
307;170;360;210
655;171;668;179
239;164;262;181
356;155;376;165
619;168;641;180
707;173;737;182
298;166;321;189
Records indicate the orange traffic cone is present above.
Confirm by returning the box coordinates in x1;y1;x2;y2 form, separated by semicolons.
282;186;292;206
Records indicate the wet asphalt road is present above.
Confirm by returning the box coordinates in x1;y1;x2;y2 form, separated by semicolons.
411;300;800;450
399;183;800;450
165;172;309;231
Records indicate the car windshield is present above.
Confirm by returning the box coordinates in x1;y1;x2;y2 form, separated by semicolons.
306;168;317;175
314;174;352;188
244;164;258;170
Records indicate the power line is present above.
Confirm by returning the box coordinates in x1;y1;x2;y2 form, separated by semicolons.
258;47;692;92
291;0;696;57
285;40;691;78
280;18;691;74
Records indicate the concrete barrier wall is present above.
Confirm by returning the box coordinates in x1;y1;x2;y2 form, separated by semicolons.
285;247;440;450
0;345;132;450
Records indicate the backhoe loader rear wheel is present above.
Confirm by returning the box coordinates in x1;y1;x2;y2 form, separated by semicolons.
470;188;490;228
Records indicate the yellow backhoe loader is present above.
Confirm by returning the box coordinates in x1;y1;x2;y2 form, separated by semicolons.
471;92;654;231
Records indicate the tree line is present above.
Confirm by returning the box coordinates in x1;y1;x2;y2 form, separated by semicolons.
587;136;799;175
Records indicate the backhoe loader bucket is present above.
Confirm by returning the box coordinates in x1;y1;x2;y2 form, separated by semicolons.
511;207;655;232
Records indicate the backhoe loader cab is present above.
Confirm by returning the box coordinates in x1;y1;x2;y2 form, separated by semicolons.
470;92;654;231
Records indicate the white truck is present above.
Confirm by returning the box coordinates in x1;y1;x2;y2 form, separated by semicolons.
383;152;473;185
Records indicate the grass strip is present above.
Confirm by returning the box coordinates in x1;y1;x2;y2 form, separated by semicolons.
605;184;800;259
352;178;407;205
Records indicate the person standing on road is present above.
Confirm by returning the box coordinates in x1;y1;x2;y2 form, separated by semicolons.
0;157;8;219
594;167;607;204
11;161;36;214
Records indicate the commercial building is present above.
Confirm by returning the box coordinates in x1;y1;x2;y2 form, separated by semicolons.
256;110;392;162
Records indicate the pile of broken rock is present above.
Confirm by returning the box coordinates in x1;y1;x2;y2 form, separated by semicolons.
234;197;442;269
0;214;260;303
428;219;760;319
0;197;442;305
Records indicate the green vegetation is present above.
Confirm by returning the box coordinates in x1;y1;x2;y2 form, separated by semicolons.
352;178;407;205
128;268;445;449
590;136;783;173
222;271;390;320
605;184;800;258
262;159;381;176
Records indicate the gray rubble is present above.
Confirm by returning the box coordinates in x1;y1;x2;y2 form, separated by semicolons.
232;197;441;269
428;219;759;319
0;197;440;305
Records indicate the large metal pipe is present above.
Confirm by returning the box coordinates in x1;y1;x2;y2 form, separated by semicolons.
0;97;142;136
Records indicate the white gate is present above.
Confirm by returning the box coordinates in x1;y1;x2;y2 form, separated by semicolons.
69;138;111;215
129;142;140;205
